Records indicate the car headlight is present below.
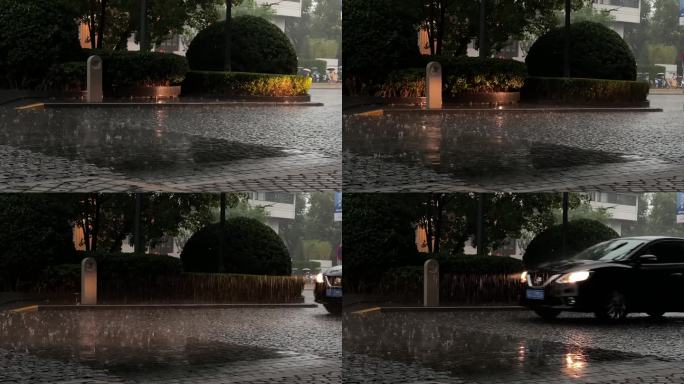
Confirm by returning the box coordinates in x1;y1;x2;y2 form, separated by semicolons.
520;271;528;283
556;270;591;284
315;273;324;283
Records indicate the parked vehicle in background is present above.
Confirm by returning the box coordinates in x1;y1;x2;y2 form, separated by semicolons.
521;236;684;321
314;265;342;314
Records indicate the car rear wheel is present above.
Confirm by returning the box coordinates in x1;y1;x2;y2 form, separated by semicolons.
646;311;666;318
533;308;561;320
323;303;342;315
595;289;628;321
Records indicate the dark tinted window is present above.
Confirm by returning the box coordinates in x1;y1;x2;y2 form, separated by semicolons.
643;241;684;263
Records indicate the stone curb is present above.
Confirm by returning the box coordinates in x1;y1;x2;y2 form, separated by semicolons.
351;305;526;315
347;107;663;116
10;303;318;313
15;101;325;111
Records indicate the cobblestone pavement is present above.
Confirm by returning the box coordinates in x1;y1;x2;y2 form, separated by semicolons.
343;309;684;383
0;290;341;383
344;95;684;192
0;89;341;192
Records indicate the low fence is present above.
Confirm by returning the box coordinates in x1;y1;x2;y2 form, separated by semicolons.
32;264;305;304
352;266;521;305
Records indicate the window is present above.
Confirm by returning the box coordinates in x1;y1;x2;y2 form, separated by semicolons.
644;241;684;263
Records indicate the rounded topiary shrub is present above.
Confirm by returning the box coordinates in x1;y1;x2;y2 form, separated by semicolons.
186;15;297;75
523;219;619;268
525;21;637;81
0;0;82;89
180;217;291;275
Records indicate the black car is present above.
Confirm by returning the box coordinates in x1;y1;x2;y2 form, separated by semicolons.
521;236;684;320
314;265;342;314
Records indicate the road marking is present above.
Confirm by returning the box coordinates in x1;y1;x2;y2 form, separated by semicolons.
10;305;38;313
351;307;381;315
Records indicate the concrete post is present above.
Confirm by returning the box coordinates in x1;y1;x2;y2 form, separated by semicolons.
86;55;103;103
81;257;97;305
424;258;439;307
426;62;442;110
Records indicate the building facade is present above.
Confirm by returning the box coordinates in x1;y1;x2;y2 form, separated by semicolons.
588;192;639;235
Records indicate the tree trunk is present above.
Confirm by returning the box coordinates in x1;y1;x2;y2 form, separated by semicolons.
225;0;232;71
436;0;446;55
96;0;107;49
433;194;442;256
91;194;100;252
89;0;98;49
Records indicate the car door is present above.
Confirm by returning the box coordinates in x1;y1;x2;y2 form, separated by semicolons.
635;241;684;312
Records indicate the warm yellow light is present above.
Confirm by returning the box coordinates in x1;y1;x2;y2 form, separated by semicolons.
520;271;528;283
557;271;591;284
315;273;325;283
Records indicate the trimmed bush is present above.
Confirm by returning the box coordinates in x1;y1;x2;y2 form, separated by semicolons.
181;218;291;275
45;62;86;91
523;219;619;268
0;0;82;89
186;15;297;75
521;77;649;104
526;21;637;81
182;71;311;97
82;50;188;87
375;57;527;98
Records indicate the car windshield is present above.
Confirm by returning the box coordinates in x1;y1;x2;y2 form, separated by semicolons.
572;239;648;261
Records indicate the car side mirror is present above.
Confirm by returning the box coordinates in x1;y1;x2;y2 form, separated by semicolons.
638;254;658;263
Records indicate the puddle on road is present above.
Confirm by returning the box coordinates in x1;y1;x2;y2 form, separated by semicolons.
0;108;286;172
344;114;632;178
344;312;644;381
0;310;289;376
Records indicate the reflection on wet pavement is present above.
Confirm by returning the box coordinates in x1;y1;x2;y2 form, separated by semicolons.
0;305;341;383
344;312;641;382
343;95;684;192
1;109;285;173
344;310;684;383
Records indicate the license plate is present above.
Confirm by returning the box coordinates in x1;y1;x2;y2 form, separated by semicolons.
326;287;342;298
526;289;545;300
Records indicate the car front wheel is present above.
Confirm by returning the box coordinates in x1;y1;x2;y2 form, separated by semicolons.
595;289;628;321
533;308;561;320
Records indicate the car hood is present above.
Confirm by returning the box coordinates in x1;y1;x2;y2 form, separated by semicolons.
533;259;628;274
324;265;342;277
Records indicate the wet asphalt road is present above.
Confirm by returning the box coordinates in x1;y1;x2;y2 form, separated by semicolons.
343;309;684;383
343;94;684;192
0;289;341;383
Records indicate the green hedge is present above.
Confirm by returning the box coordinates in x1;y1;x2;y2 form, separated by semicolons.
186;15;297;75
523;219;619;267
526;21;637;81
33;253;304;304
46;51;189;91
521;77;649;104
182;71;311;97
180;218;291;275
375;57;527;98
